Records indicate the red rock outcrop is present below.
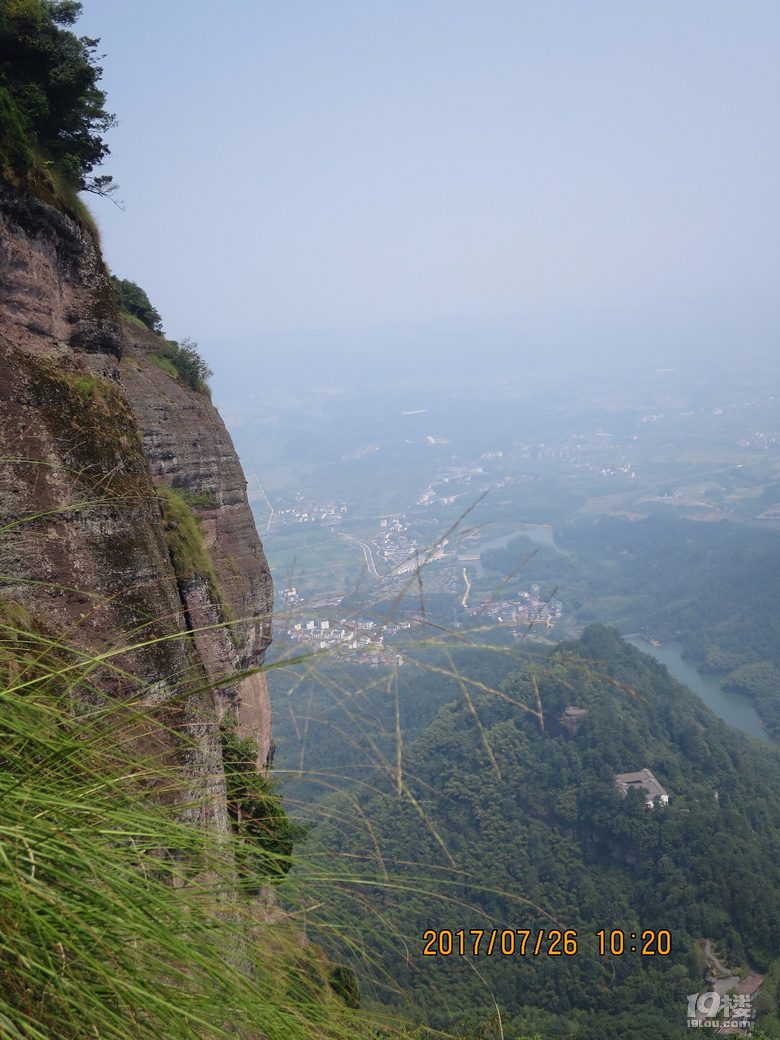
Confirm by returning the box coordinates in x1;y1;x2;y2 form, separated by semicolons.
120;324;274;761
0;182;274;804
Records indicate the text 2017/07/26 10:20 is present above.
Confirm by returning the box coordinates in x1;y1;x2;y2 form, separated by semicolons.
422;928;672;957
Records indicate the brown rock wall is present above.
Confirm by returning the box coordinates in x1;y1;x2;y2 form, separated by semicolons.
0;183;273;808
119;328;274;764
0;184;122;358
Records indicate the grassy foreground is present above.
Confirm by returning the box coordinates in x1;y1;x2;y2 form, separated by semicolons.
0;596;380;1040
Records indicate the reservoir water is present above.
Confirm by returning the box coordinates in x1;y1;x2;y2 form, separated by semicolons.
627;638;776;745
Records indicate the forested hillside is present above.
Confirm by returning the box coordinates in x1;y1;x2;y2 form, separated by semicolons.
476;516;780;736
285;627;780;1039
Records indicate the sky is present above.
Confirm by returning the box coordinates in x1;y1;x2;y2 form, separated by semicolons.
78;1;780;383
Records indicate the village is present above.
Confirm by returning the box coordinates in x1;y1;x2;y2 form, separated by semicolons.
467;583;564;633
274;587;412;664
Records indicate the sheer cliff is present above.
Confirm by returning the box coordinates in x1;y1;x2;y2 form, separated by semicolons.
0;182;274;804
119;323;273;759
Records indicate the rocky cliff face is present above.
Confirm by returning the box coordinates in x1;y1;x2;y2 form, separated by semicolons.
119;325;273;760
0;185;274;806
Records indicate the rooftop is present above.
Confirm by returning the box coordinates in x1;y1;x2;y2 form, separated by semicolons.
615;769;669;805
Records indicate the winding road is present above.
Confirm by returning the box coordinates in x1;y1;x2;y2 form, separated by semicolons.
461;567;471;608
340;533;380;578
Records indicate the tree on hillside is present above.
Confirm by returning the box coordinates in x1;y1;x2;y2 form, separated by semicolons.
111;276;164;334
162;337;214;391
0;0;116;193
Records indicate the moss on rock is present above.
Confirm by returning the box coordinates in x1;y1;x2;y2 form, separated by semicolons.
24;357;150;497
157;484;233;623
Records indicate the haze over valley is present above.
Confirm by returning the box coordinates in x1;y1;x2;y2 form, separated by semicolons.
3;2;780;1038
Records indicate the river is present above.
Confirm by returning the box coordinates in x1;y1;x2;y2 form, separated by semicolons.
627;638;777;745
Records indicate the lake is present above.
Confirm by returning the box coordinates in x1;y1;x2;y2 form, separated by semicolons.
627;638;777;745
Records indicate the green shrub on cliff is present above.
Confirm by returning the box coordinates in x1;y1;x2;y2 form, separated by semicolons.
221;713;308;884
111;276;164;334
110;276;213;393
158;337;214;392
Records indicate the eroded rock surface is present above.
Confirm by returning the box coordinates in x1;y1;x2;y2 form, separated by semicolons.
120;325;274;763
0;184;274;811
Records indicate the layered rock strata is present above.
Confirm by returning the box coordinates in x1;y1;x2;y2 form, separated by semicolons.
0;185;273;805
120;325;273;761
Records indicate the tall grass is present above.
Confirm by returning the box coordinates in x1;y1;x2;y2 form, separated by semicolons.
263;535;587;1036
0;494;617;1040
0;596;376;1040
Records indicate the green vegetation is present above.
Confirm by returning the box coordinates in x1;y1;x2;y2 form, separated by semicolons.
0;0;116;197
221;713;308;884
560;517;780;734
111;276;163;334
156;482;231;619
473;515;780;736
157;482;214;580
273;625;780;1039
151;338;213;393
0;83;32;180
148;351;179;379
0;594;370;1040
175;486;218;509
110;277;213;394
270;645;533;804
160;337;213;392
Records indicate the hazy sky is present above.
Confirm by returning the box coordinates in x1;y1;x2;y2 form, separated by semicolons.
79;1;780;375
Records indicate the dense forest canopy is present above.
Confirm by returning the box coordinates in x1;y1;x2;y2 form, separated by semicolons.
279;627;780;1039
